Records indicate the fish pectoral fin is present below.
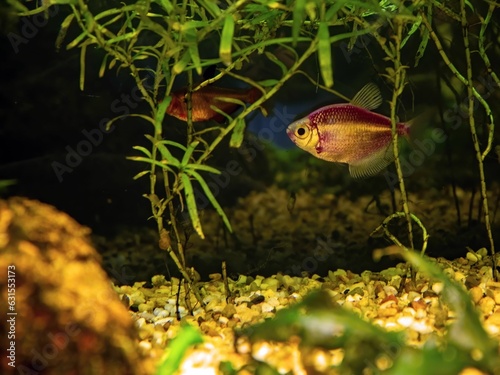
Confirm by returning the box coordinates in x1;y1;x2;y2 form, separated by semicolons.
351;83;383;110
348;145;395;179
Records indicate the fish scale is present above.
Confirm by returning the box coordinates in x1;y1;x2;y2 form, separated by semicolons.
286;84;412;179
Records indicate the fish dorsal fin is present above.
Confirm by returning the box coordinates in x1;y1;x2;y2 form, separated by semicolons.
351;83;383;110
348;143;395;179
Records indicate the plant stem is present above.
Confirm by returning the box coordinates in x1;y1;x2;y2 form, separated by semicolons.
389;18;414;250
459;0;496;279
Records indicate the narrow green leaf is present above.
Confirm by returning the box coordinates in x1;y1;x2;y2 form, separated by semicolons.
197;0;221;17
181;174;204;239
155;97;171;134
318;22;333;88
220;15;235;66
56;13;75;50
400;15;421;48
132;170;150;180
105;113;155;132
325;2;343;21
258;79;280;87
127;156;175;174
98;54;108;78
155;324;203;375
105;31;137;45
230;118;246;148
66;31;87;49
181;141;200;166
160;140;187;152
173;51;191;75
156;143;180;167
185;29;202;76
181;20;209;31
292;0;306;45
188;164;221;174
79;43;87;91
132;145;152;158
187;169;232;233
414;12;430;67
265;51;288;76
159;0;174;13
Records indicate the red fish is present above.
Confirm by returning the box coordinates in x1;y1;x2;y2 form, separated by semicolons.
286;83;411;178
166;86;262;122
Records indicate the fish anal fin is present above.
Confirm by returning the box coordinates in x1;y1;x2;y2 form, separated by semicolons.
351;83;383;110
348;144;395;179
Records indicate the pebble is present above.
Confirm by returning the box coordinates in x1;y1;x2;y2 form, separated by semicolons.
120;253;500;374
470;286;483;304
479;296;496;315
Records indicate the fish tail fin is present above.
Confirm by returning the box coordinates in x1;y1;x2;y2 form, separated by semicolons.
247;87;263;103
402;109;436;148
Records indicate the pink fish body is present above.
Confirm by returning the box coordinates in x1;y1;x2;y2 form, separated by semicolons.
286;83;410;178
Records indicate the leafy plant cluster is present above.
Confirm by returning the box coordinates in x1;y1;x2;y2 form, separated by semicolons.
10;0;499;303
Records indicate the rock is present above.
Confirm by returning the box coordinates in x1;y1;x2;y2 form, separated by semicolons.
478;296;496;315
0;198;151;375
469;286;484;304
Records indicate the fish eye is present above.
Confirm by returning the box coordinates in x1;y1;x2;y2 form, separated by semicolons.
295;126;309;139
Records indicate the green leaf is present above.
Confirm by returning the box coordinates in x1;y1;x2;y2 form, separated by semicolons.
318;22;333;88
105;114;155;132
187;169;232;233
158;0;173;13
220;15;235;66
127;156;175;174
160;140;187;152
132;145;152;158
265;51;288;76
181;173;204;239
79;42;87;91
414;11;431;67
325;2;343;21
292;0;306;45
197;0;221;17
132;170;150;180
66;31;87;49
230;118;246;148
155;324;203;375
188;164;221;174
258;79;280;87
56;13;75;50
173;51;191;75
400;15;421;49
155;142;181;167
155;97;171;134
181;141;200;167
185;29;202;76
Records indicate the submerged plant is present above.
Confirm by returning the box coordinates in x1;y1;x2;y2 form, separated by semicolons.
8;0;499;305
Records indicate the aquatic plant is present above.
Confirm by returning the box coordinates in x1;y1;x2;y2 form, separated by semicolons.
8;0;499;305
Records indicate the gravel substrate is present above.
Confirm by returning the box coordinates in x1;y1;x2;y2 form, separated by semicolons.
115;249;500;374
